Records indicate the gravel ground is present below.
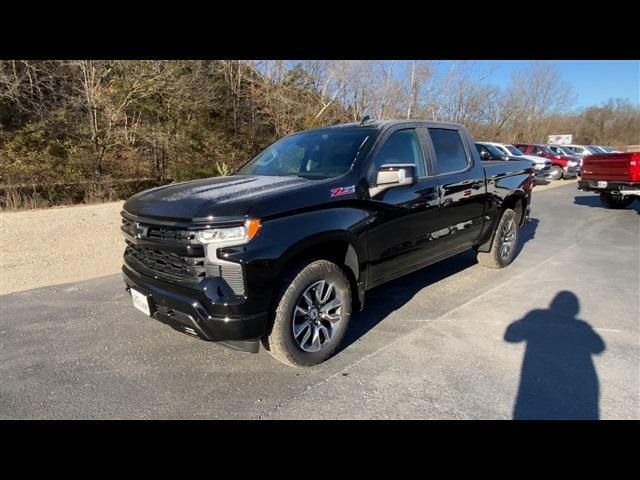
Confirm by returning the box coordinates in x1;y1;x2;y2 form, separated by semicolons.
0;201;125;295
0;179;576;296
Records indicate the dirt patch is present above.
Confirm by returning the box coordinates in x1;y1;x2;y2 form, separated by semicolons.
1;201;125;295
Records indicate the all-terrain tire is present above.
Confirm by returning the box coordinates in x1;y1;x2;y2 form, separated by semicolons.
477;208;519;269
599;192;634;209
263;260;352;367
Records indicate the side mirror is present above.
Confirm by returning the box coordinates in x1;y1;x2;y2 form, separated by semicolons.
369;164;415;197
479;150;491;160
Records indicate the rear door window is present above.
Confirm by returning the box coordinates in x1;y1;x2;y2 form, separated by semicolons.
428;128;470;174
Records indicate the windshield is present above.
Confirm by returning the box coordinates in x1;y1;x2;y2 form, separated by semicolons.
556;146;573;155
586;146;602;154
589;145;605;153
505;145;523;156
483;144;506;158
236;129;374;179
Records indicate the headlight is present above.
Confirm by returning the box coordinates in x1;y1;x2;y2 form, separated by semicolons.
196;219;261;245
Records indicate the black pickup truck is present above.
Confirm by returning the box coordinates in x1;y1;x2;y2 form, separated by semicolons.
121;119;534;366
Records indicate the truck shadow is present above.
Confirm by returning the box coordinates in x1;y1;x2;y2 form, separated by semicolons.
504;291;605;419
574;195;605;208
341;218;539;351
574;194;640;213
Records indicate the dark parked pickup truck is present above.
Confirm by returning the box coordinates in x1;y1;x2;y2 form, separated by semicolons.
121;119;534;366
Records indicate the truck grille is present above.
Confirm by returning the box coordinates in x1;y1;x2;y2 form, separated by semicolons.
121;217;195;243
121;212;246;296
124;242;206;284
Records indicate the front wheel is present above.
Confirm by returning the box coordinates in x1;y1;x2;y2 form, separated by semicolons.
477;208;519;269
599;192;635;209
263;260;352;367
548;165;563;180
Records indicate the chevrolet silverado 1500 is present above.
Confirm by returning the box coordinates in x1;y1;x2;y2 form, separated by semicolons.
121;120;534;366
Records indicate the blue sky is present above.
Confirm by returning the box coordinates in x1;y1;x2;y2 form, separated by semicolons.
437;60;639;110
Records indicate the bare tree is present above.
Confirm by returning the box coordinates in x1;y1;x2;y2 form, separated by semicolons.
505;62;575;142
75;60;170;177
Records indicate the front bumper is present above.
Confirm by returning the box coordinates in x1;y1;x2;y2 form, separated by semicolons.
563;165;579;177
123;264;268;352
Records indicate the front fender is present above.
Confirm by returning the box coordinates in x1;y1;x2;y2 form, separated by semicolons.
262;207;368;279
218;207;368;314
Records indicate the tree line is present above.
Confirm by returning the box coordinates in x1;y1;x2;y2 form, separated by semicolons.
1;60;638;191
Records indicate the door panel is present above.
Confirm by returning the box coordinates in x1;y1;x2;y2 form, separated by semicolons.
365;177;442;286
437;173;486;249
363;127;444;287
426;127;487;252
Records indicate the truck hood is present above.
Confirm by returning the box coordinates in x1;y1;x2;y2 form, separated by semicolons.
558;154;581;162
122;175;312;221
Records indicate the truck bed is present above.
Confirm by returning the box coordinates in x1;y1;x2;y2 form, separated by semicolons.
483;159;532;179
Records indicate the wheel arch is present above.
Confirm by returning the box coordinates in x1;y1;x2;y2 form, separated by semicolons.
501;190;528;226
476;190;528;253
270;231;366;317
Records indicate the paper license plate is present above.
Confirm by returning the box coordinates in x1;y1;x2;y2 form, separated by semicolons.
131;288;151;316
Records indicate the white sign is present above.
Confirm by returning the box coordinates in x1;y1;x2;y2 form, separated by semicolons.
548;134;573;145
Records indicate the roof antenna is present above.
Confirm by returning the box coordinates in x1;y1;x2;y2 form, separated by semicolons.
359;115;371;126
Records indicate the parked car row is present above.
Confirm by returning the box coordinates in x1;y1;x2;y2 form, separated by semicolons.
474;141;621;182
474;142;552;181
474;142;579;181
514;144;581;180
561;144;621;157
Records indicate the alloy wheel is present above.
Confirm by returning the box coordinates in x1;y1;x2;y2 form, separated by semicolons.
500;218;516;260
292;280;343;352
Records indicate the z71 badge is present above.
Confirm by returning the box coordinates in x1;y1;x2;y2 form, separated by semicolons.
330;185;355;197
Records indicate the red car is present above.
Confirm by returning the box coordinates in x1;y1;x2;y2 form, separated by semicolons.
514;144;580;180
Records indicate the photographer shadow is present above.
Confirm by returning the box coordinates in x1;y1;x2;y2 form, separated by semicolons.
504;291;606;420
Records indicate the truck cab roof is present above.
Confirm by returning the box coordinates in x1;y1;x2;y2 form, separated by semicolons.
294;119;465;135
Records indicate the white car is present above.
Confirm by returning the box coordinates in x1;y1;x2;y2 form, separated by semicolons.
479;142;552;180
596;146;622;153
563;145;601;157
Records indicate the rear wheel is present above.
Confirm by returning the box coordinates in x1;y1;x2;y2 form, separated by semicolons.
599;192;635;209
263;260;352;367
477;208;519;269
548;165;563;180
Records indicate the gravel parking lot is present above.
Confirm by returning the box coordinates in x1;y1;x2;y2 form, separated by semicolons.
1;181;638;419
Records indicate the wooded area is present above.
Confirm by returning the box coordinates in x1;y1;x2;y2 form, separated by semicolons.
1;60;638;208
